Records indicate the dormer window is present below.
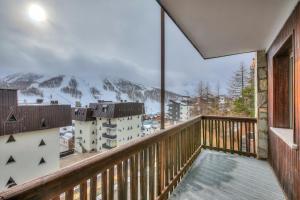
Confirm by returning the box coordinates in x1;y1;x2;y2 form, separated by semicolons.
41;118;47;128
7;114;17;122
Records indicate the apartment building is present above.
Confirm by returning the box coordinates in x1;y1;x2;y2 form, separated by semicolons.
0;89;71;191
72;101;144;153
167;99;192;123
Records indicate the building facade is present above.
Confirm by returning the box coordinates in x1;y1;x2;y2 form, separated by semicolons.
0;89;71;191
72;101;144;153
167;99;192;123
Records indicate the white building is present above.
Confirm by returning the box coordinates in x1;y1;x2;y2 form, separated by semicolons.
0;89;71;191
179;102;192;121
73;101;144;153
167;99;192;123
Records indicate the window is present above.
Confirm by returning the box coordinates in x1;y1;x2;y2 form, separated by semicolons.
6;135;16;143
273;35;294;129
39;158;46;165
6;177;17;188
39;139;46;146
7;114;17;122
6;156;16;164
80;130;82;134
41;118;47;128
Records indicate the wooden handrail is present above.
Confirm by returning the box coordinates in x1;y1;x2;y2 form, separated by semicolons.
201;115;257;157
0;115;257;200
0;116;202;200
201;115;257;122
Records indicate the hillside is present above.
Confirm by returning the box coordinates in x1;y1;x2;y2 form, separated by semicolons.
0;73;183;114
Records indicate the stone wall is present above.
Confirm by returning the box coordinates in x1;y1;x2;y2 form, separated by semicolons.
256;50;268;159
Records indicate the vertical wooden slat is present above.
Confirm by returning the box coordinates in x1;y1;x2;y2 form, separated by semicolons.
140;149;147;199
245;122;249;153
65;188;74;200
108;167;114;200
102;171;108;200
149;145;155;200
80;181;87;200
130;154;138;200
252;122;256;154
117;163;123;199
90;176;97;200
123;159;128;200
156;142;162;196
164;138;169;187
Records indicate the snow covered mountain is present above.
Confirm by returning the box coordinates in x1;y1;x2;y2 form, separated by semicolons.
0;73;183;114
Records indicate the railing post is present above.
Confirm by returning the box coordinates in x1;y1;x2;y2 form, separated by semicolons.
160;7;165;130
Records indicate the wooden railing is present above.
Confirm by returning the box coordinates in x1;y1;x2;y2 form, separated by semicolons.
201;116;257;156
0;115;256;200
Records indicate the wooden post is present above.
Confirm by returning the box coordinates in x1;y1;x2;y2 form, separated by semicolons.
160;7;165;130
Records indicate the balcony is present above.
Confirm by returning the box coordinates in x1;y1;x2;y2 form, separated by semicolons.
102;133;117;140
0;115;284;200
102;122;117;128
102;143;116;149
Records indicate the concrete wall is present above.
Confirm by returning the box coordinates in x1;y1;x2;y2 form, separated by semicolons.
0;128;60;191
256;50;268;159
74;121;96;153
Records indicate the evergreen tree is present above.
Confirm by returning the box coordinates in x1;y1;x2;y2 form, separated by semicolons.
228;62;248;99
229;61;255;117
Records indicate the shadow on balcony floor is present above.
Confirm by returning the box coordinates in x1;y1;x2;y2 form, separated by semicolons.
170;150;285;200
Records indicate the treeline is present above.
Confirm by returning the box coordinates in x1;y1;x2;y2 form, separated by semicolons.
191;60;255;117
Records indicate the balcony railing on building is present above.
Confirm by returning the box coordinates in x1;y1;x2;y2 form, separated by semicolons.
102;142;116;150
102;122;117;128
102;133;117;140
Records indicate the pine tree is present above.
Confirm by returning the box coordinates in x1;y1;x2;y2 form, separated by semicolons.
229;61;255;117
228;62;249;99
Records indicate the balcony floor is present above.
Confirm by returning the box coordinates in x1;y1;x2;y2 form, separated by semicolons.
170;150;285;200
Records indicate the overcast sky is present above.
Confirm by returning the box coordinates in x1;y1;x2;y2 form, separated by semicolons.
0;0;254;95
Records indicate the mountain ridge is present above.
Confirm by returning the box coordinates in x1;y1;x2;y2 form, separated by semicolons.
0;73;183;114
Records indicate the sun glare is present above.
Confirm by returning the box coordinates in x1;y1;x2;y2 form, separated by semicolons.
28;4;47;22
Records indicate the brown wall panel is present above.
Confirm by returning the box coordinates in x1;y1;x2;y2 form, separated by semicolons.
267;3;300;200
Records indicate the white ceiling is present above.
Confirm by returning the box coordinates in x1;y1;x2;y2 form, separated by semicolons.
159;0;299;59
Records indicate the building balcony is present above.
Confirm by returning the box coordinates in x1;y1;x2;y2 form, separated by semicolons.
0;115;285;200
102;142;116;149
102;122;117;128
102;133;117;139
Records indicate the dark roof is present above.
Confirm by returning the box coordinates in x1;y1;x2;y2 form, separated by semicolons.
72;102;145;121
72;108;95;121
0;89;18;107
0;89;72;136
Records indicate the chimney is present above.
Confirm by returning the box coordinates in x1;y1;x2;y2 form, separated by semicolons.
50;100;58;105
36;99;44;104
